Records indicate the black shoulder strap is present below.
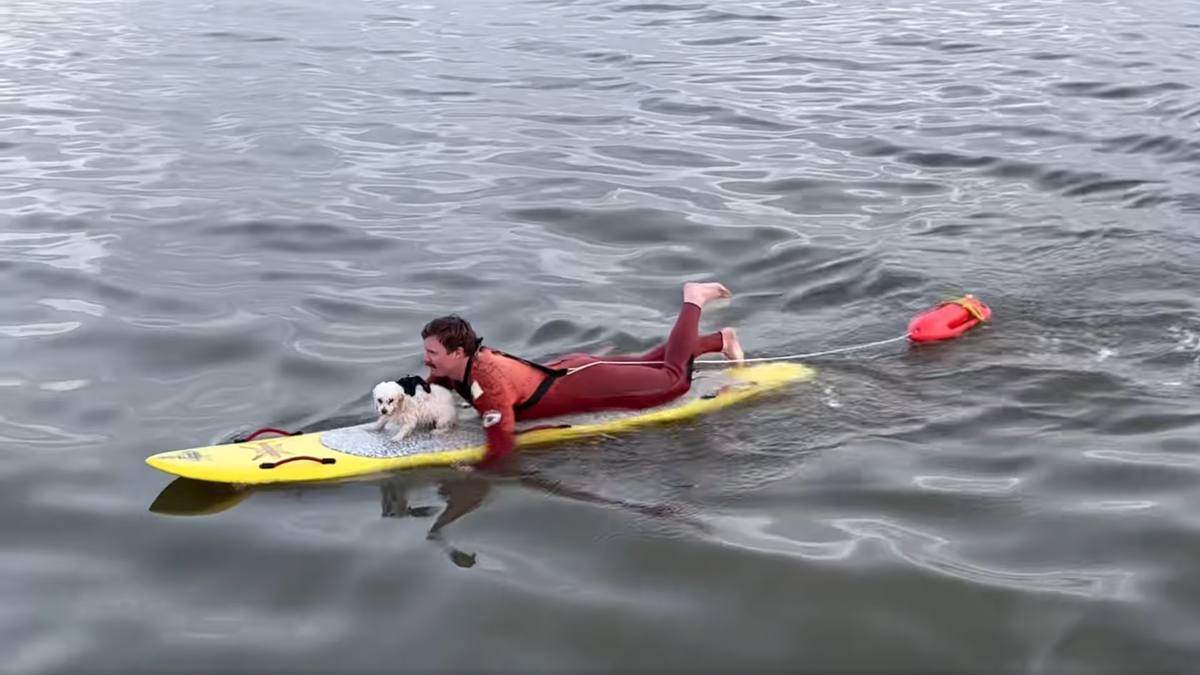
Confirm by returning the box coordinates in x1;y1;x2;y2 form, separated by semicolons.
490;349;568;377
485;349;566;414
454;348;481;403
452;348;567;409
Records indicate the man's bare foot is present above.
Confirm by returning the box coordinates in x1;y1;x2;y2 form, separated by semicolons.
683;282;732;308
720;327;745;366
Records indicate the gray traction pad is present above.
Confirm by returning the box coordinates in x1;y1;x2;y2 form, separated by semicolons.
319;369;751;459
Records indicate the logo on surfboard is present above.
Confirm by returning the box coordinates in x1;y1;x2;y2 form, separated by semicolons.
243;441;289;462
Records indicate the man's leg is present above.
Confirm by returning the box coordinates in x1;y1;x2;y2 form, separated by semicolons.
653;281;730;379
547;331;724;370
598;327;746;364
547;301;744;370
525;283;733;418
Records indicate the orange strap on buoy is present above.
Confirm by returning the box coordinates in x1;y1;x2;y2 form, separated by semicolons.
908;294;992;343
945;296;989;322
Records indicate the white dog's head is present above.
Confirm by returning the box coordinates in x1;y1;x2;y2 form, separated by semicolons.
373;381;407;417
373;376;433;417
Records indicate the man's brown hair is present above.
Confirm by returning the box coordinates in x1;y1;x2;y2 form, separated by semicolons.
421;314;483;355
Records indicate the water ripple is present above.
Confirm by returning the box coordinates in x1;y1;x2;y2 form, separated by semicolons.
832;518;1130;599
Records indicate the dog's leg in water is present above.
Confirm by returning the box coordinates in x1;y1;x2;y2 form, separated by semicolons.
390;425;412;443
371;416;388;432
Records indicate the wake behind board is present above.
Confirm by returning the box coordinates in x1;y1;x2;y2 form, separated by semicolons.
145;362;814;486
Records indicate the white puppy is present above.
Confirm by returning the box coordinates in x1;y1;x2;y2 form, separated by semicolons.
370;377;457;443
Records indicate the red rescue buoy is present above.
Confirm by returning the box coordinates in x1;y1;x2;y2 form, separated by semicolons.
908;295;992;343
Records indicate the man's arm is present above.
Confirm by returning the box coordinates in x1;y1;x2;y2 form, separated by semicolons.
467;366;519;468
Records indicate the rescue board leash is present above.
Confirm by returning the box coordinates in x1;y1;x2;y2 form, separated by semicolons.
564;334;910;374
705;334;911;364
565;294;993;375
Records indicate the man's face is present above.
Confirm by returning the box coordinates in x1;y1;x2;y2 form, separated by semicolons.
424;336;465;379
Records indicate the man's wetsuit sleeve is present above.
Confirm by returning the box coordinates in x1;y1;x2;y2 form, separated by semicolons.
469;368;518;468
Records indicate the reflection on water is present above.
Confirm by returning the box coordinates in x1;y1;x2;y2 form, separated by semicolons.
148;465;709;572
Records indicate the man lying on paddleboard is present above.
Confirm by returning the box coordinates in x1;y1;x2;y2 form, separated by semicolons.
418;281;746;469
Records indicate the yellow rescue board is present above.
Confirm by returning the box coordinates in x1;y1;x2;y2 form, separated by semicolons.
145;362;814;486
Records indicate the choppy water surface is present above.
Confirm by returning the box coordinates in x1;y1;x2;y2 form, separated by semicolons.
4;0;1200;671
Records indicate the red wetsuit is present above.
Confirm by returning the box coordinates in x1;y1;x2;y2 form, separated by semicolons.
429;302;721;467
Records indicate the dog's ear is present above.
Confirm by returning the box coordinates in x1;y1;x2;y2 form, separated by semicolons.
395;375;430;397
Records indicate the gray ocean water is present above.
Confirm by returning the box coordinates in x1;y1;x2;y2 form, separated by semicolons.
4;0;1200;672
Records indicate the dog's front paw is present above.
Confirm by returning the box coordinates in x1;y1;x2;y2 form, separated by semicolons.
390;427;412;443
